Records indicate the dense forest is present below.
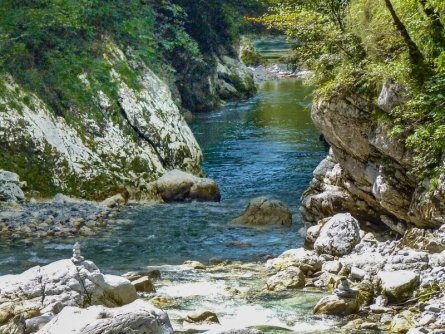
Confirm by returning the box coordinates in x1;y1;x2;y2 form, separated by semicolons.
0;0;264;114
253;0;445;184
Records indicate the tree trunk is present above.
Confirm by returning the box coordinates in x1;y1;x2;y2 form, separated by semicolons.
383;0;425;67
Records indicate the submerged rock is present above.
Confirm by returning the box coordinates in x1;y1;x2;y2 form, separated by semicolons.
37;300;173;334
231;197;292;227
155;169;220;202
314;213;361;256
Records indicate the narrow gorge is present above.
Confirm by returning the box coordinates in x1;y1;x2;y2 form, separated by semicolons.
1;1;445;334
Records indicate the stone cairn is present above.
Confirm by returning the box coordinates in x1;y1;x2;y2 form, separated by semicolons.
71;242;84;265
335;277;358;298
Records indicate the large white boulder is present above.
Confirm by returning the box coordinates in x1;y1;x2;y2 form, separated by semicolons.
314;213;361;256
37;300;173;334
378;270;420;303
0;259;137;331
231;197;292;227
155;169;220;202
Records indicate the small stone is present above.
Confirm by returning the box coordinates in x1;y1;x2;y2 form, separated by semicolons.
131;277;155;293
185;310;219;324
71;242;84;265
360;322;379;330
381;314;393;324
79;226;94;236
322;260;342;274
350;267;367;281
313;294;359;316
266;267;305;291
378;270;420;302
417;314;435;326
391;310;415;333
183;260;207;270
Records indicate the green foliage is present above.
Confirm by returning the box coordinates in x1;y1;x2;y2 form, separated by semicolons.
254;0;445;180
240;37;265;66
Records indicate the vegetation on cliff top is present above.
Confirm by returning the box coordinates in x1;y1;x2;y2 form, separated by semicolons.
0;0;264;115
253;0;445;180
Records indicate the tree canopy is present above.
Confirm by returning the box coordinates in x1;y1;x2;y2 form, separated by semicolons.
253;0;445;181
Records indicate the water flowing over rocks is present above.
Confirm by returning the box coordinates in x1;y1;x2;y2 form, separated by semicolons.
231;197;292;227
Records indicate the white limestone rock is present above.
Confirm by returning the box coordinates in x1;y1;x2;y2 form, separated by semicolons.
266;248;322;274
314;213;360;256
378;270;420;302
266;266;305;291
155;169;220;202
0;258;137;331
0;170;25;202
37;300;173;334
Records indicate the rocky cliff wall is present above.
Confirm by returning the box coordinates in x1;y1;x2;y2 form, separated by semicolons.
0;43;203;200
301;85;445;235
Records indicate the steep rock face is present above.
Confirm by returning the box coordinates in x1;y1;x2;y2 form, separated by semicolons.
176;54;256;112
0;43;202;199
301;92;445;231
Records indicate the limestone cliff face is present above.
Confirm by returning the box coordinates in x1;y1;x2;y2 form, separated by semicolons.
301;87;445;232
0;44;202;200
175;54;256;112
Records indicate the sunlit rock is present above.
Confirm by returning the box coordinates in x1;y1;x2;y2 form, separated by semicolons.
155;169;220;202
314;213;360;256
37;300;173;334
231;197;292;227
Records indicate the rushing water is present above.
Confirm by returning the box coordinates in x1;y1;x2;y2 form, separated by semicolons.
0;78;325;275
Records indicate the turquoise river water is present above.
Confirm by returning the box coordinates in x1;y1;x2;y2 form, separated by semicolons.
0;78;326;275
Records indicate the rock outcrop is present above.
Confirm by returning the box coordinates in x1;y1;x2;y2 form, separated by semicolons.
0;244;175;334
231;197;292;227
0;170;25;202
0;43;203;200
301;89;445;233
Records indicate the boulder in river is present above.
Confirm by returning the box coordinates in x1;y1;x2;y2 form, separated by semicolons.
37;300;173;334
314;213;361;256
155;169;221;202
231;197;292;227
